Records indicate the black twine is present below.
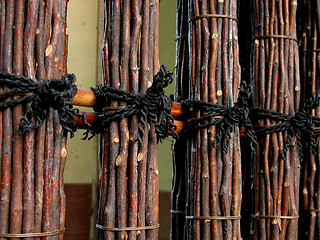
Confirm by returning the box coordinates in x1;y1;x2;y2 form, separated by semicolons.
0;72;81;137
252;94;320;160
180;82;257;152
87;65;178;143
179;81;320;160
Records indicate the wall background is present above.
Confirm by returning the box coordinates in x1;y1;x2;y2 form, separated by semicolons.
158;0;177;191
66;0;99;184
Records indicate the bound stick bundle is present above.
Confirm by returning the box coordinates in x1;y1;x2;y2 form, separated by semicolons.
0;0;69;239
251;0;301;239
97;1;160;239
299;0;320;238
172;0;242;239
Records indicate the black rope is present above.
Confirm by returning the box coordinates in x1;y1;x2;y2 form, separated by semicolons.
0;72;81;137
87;65;178;143
2;69;319;162
180;82;257;153
252;94;320;160
179;80;320;160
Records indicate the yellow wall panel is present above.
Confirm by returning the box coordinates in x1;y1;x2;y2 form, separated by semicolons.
65;0;99;183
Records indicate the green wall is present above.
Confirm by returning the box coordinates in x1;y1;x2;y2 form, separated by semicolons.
65;0;99;184
158;0;177;190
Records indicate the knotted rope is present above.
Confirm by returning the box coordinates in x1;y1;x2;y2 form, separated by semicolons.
180;82;257;152
252;94;320;160
2;70;319;161
179;82;320;160
86;65;177;143
0;72;81;137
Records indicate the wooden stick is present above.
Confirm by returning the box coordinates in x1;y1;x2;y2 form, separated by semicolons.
52;2;67;239
34;2;46;239
208;1;221;238
0;0;5;68
0;0;5;201
128;1;141;239
136;1;150;238
116;0;130;239
10;1;24;239
231;1;241;238
146;125;157;240
0;1;14;239
23;2;40;239
59;137;67;240
43;109;54;240
43;1;60;239
146;1;158;239
103;1;120;239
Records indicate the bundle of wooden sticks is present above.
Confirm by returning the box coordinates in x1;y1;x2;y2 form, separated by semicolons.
251;0;301;238
2;1;320;240
173;0;242;239
96;1;160;240
0;0;69;239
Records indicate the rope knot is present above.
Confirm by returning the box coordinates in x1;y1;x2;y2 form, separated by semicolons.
254;94;320;160
228;82;252;126
142;65;177;140
148;65;173;92
0;72;79;136
181;81;256;152
216;82;256;151
289;110;310;132
293;94;320;158
35;74;77;110
88;65;177;143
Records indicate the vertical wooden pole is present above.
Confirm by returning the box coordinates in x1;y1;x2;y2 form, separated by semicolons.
98;1;160;239
173;0;242;239
0;0;69;239
299;1;320;239
251;1;300;239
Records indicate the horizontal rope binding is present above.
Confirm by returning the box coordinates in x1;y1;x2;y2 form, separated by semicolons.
304;208;320;213
170;210;187;215
253;214;299;220
87;64;177;143
0;72;82;137
253;34;298;43
0;228;65;238
96;224;160;232
180;81;320;160
180;81;257;152
186;215;241;221
252;93;320;160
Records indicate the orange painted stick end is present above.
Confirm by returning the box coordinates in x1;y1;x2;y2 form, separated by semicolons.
72;89;97;108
